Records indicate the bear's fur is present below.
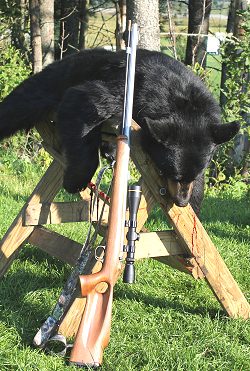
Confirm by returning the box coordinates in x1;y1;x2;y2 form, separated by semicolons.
0;49;240;214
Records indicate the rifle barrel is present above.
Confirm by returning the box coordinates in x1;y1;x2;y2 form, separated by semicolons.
122;23;138;140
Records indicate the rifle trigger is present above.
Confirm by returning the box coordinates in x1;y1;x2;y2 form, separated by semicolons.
95;245;105;263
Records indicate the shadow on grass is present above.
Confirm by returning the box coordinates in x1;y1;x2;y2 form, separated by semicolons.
114;284;224;319
0;258;224;348
0;249;71;345
18;243;69;269
146;193;249;243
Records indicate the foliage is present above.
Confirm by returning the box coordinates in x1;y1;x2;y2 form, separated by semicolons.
220;17;250;127
191;62;211;85
0;0;30;56
0;46;47;164
0;1;21;37
206;160;249;196
0;45;30;101
218;6;250;178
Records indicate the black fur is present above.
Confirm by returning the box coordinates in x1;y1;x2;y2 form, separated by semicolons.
0;49;240;214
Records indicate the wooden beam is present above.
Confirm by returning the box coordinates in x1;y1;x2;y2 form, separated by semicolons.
27;226;84;266
24;200;110;225
0;160;63;277
135;230;184;259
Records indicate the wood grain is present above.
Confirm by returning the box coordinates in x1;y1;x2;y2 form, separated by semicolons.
0;160;63;277
25;200;98;225
27;226;83;266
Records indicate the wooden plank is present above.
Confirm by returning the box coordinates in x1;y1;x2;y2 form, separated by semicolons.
36;120;61;153
27;227;83;266
135;230;205;277
155;256;204;279
130;121;250;319
137;179;155;229
0;160;63;277
24;200;106;225
135;230;184;259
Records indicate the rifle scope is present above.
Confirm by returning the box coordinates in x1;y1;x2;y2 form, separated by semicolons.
123;184;142;283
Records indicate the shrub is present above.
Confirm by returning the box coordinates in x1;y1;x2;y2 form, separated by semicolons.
0;46;48;166
0;45;30;100
218;7;250;182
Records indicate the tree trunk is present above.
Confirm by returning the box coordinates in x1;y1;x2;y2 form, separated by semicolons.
40;0;54;67
29;0;42;73
127;0;160;51
115;0;127;50
79;0;89;50
60;0;80;56
185;0;212;67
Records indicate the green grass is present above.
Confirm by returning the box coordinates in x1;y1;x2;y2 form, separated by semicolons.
0;148;249;371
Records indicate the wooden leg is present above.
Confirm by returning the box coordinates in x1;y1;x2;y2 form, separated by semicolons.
0;160;63;277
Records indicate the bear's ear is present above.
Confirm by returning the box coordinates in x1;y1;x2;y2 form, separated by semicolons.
142;117;169;143
210;121;240;145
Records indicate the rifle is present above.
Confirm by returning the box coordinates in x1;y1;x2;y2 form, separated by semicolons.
69;22;138;367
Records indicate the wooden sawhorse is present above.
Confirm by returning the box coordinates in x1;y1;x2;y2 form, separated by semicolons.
0;120;249;342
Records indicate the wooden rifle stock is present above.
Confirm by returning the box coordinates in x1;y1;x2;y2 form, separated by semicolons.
69;136;130;367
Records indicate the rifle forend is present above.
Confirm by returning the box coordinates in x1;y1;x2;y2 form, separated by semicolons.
69;23;138;368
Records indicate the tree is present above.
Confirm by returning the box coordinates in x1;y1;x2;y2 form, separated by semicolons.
79;0;89;50
15;0;29;55
185;0;212;67
29;0;42;73
29;0;54;71
127;0;160;51
0;0;30;59
115;0;127;50
40;0;54;67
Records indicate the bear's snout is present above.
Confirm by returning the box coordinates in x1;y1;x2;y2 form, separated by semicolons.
167;179;194;207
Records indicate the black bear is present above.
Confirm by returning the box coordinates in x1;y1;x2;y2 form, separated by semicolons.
0;49;239;214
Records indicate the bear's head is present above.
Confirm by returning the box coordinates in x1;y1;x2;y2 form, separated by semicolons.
141;117;240;207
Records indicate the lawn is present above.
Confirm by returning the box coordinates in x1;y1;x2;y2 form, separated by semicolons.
0;147;249;371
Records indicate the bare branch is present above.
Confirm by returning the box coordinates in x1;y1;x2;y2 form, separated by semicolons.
166;0;177;59
192;0;207;66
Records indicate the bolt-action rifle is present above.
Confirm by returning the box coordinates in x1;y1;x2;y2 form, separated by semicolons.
69;22;138;368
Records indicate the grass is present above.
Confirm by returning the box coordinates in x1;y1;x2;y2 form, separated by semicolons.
0;148;249;371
